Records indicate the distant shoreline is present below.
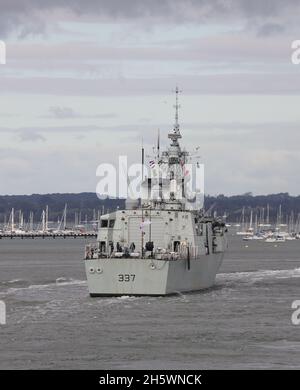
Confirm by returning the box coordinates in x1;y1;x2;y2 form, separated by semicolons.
0;192;299;224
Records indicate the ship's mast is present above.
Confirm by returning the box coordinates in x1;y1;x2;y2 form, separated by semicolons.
141;87;191;211
157;129;160;159
174;86;180;131
141;138;144;258
168;86;182;146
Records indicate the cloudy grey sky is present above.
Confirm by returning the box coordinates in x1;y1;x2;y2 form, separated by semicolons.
0;0;300;195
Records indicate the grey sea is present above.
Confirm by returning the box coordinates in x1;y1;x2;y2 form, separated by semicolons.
0;233;299;370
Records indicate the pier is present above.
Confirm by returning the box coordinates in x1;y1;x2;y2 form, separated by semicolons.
0;232;97;239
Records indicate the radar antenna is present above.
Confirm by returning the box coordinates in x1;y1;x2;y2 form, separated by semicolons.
168;86;182;145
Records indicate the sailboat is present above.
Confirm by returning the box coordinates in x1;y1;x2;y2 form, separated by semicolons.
237;208;254;237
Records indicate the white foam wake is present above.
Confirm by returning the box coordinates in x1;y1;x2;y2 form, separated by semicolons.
0;278;87;297
216;267;300;286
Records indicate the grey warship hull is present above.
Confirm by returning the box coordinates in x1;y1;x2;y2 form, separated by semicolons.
85;253;224;296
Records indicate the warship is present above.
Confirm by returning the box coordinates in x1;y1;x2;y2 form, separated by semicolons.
84;88;228;296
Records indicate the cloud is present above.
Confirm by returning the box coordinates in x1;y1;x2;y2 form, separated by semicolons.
1;119;299;147
0;1;300;37
1;73;300;96
0;1;299;196
48;106;77;119
256;22;285;37
0;119;299;195
17;130;46;142
0;144;122;195
8;35;291;63
0;124;133;138
45;106;117;119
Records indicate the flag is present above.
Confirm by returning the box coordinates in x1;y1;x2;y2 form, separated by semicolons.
180;159;189;176
140;220;152;230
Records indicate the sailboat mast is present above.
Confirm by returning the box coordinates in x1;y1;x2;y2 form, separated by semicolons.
11;208;14;232
46;205;49;231
242;207;245;230
42;210;46;232
64;204;67;230
30;212;34;231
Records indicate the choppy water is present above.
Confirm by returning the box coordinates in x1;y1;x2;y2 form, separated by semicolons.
0;234;299;369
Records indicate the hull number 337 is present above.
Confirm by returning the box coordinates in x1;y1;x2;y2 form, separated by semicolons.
118;274;136;282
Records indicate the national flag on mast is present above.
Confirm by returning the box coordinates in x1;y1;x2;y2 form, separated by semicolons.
149;160;155;169
140;220;152;230
180;159;189;176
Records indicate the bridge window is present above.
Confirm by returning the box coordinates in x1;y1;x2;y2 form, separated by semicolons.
109;219;115;228
101;219;108;228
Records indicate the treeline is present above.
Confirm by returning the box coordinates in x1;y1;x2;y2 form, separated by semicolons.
0;193;125;224
205;192;300;223
0;192;299;223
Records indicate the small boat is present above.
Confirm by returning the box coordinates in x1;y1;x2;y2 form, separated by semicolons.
252;234;264;240
285;235;296;241
265;237;277;243
243;235;253;241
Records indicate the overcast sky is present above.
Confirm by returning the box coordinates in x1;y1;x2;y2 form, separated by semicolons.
0;0;300;196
